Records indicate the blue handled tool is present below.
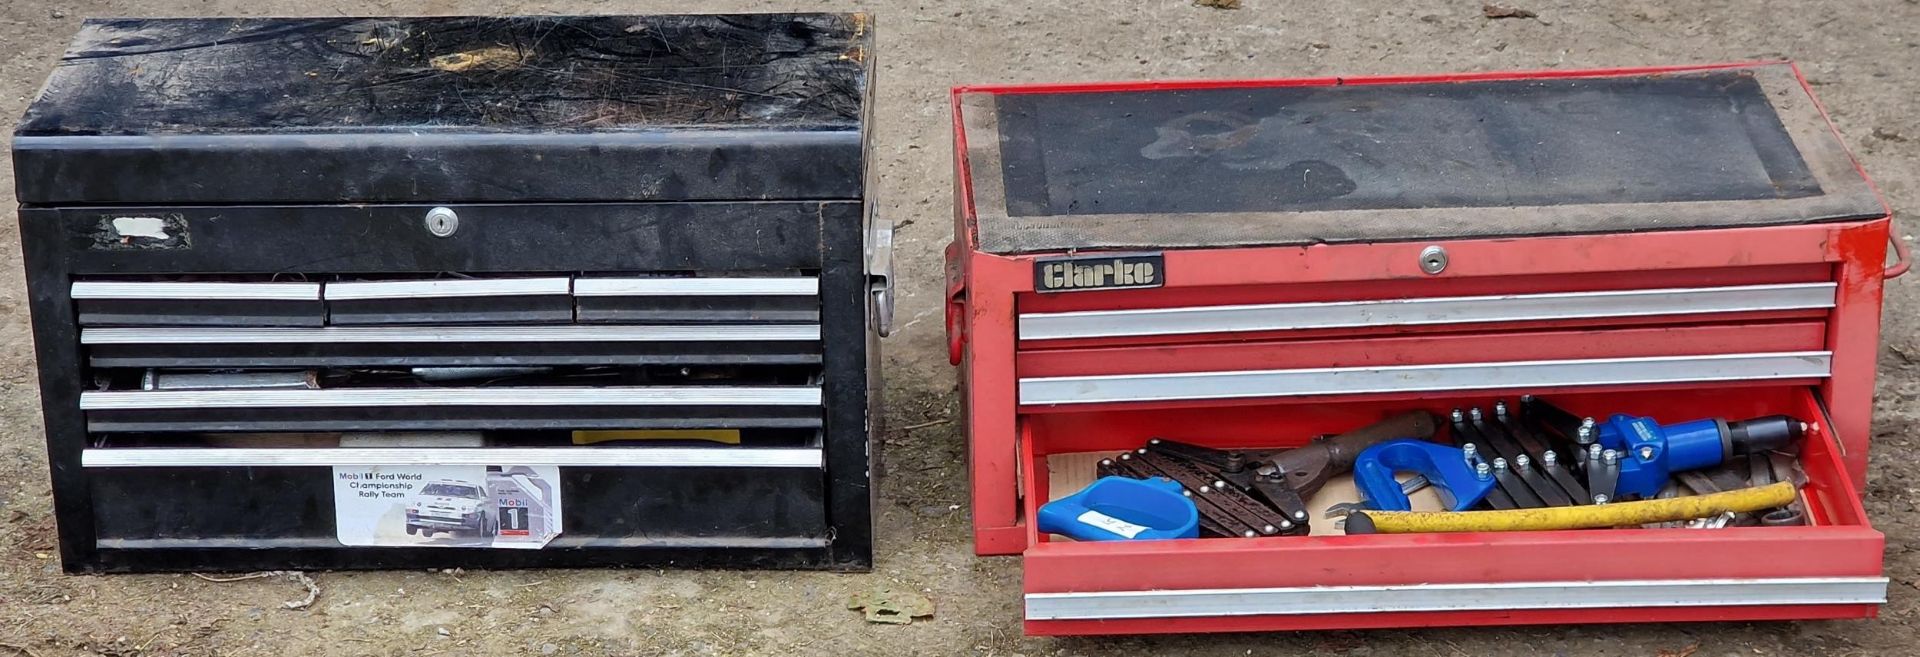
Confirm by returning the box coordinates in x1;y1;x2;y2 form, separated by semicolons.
1589;413;1803;498
1037;476;1200;541
1353;439;1498;512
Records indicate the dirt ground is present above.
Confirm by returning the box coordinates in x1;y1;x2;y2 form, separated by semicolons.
1;0;1918;655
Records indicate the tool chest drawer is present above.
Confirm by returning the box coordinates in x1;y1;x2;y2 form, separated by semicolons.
16;14;882;573
79;386;825;432
86;458;830;558
324;278;574;325
574;277;824;324
73;281;326;327
81;324;824;369
949;63;1899;634
1014;386;1884;634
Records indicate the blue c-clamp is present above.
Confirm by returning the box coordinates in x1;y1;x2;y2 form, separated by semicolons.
1352;439;1497;512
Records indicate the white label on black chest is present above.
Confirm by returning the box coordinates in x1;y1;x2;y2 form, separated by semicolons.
111;216;169;239
1076;510;1149;538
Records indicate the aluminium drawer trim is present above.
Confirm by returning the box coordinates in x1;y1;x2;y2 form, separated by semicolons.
574;277;820;296
81;447;822;468
71;281;322;301
324;278;571;300
80;325;821;344
80;386;823;409
1019;283;1839;341
1018;352;1833;405
1025;576;1889;620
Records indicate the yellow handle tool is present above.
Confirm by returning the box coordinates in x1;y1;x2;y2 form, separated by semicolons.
1345;481;1798;534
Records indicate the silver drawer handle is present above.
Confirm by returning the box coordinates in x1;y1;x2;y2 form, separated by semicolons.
1018;352;1833;406
324;277;570;300
81;324;821;344
82;447;822;468
81;386;823;410
71;281;321;301
1025;577;1888;621
574;277;819;296
1019;283;1836;341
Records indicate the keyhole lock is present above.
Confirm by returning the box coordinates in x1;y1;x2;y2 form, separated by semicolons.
424;206;460;237
1418;245;1449;275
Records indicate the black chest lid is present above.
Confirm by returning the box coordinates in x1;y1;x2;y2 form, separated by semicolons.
957;63;1885;254
14;14;872;206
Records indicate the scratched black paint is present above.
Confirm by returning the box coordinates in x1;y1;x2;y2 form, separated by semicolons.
14;15;870;204
20;15;863;134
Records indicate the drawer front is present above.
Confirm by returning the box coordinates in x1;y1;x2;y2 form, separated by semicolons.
575;277;822;324
1021;351;1831;406
1019;282;1835;345
87;455;828;550
73;281;324;327
326;278;574;325
79;386;823;432
83;325;822;368
1016;386;1885;634
1018;324;1830;409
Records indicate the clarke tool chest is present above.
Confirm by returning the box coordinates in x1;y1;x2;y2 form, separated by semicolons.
15;14;885;572
945;63;1903;634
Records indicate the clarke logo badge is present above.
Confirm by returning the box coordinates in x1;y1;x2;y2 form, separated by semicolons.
1033;253;1165;293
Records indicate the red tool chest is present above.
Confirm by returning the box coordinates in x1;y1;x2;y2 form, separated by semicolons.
945;62;1902;635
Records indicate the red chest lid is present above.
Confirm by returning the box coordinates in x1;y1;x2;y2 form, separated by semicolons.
955;63;1884;255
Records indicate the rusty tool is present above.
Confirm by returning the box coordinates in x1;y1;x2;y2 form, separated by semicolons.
1250;411;1440;498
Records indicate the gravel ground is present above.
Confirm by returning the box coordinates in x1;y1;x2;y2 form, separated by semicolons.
1;1;1918;655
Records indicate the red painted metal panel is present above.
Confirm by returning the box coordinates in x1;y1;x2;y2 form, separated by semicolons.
1824;221;1890;490
1017;264;1831;314
962;255;1035;555
1026;604;1877;636
1017;322;1827;379
964;226;1842;296
1143;227;1839;291
950;87;982;251
1023;526;1882;591
956;61;1782;97
1019;313;1829;352
1020;420;1044;549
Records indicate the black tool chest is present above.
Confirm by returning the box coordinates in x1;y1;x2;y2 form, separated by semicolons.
14;14;883;572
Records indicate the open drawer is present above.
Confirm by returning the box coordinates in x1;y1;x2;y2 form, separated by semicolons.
1015;385;1885;635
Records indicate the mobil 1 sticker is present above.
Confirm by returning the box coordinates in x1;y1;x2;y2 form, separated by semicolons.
1034;252;1164;293
333;465;563;549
